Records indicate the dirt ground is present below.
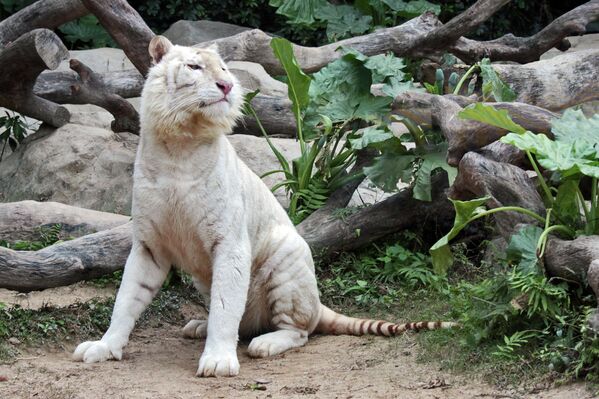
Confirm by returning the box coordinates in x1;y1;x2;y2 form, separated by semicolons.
0;286;595;399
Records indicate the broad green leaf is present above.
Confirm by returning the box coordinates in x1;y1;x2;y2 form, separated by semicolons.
270;38;311;119
505;225;543;274
363;53;406;84
430;196;490;274
554;179;582;227
381;76;422;97
317;4;372;41
349;126;394;150
364;153;416;192
241;89;260;116
551;109;599;156
413;147;457;202
269;0;327;25
383;0;441;18
459;103;526;134
479;59;517;102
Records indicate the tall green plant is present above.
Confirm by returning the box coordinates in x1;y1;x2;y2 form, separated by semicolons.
430;105;599;274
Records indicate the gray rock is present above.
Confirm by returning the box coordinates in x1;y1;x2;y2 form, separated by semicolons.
229;61;288;97
57;48;135;73
163;20;252;46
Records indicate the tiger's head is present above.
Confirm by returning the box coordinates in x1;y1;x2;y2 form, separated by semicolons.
141;35;243;140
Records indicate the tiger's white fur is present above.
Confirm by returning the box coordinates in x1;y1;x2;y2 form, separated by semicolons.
73;36;455;377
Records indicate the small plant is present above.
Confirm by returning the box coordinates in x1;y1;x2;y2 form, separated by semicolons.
0;224;63;250
59;15;115;49
0;111;29;162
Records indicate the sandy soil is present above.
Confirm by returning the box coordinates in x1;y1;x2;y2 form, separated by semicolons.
0;287;595;399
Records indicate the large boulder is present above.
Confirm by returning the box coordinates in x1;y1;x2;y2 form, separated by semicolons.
0;122;301;214
57;48;135;73
162;20;251;46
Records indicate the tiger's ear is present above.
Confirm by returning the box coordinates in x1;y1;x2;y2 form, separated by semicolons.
206;43;219;54
149;35;173;64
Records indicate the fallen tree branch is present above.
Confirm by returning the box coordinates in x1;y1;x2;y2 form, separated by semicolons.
81;0;154;76
0;223;131;292
0;29;70;127
0;201;129;242
494;49;599;111
34;69;297;137
69;59;140;133
409;0;511;58
0;0;87;46
451;1;599;64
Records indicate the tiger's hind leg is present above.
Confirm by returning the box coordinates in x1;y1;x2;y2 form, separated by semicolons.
247;239;320;358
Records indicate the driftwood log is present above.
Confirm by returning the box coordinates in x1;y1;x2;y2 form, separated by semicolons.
0;0;87;46
0;29;70;127
0;200;129;242
81;0;153;76
451;1;599;64
69;59;140;133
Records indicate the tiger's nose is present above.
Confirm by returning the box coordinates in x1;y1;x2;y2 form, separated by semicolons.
216;80;233;95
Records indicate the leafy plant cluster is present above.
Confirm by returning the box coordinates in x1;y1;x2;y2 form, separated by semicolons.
426;105;599;382
431;106;599;274
0;112;33;162
247;38;460;223
0;224;63;250
318;237;442;307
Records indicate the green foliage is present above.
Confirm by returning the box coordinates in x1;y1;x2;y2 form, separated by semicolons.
478;59;517;102
319;239;443;307
0;112;29;162
59;15;115;49
270;0;440;42
0;224;63;251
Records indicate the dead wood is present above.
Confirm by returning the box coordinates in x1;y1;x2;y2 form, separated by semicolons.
476;141;526;168
545;237;599;283
0;0;87;47
449;151;545;239
587;259;599;332
451;1;599;64
494;50;599;111
69;59;139;133
81;0;154;76
0;200;129;242
0;29;70;127
298;173;454;257
0;222;131;292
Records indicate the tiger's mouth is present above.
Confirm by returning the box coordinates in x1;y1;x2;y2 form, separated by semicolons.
201;97;229;108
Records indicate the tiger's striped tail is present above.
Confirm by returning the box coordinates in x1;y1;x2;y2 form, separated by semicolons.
315;305;458;336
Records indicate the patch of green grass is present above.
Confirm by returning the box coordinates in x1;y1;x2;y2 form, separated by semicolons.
0;282;204;364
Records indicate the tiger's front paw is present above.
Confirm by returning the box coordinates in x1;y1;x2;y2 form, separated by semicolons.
197;349;240;377
72;340;122;363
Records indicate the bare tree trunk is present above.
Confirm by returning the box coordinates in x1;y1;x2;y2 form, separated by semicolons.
0;201;129;242
0;29;70;127
81;0;154;76
0;0;87;46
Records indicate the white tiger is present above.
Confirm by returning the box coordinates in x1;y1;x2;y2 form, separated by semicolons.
73;36;455;377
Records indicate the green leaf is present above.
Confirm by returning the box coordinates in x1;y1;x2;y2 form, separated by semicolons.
381;76;422;97
430;196;490;274
551;109;599;155
241;89;260;116
478;59;516;102
270;38;311;118
382;0;441;18
505;225;543;274
349;126;394;150
317;4;372;41
459;103;526;134
269;0;327;25
554;179;582;227
363;53;406;84
364;153;416;192
413;147;457;202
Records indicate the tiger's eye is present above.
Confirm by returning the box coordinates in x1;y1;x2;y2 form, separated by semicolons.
187;64;202;70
